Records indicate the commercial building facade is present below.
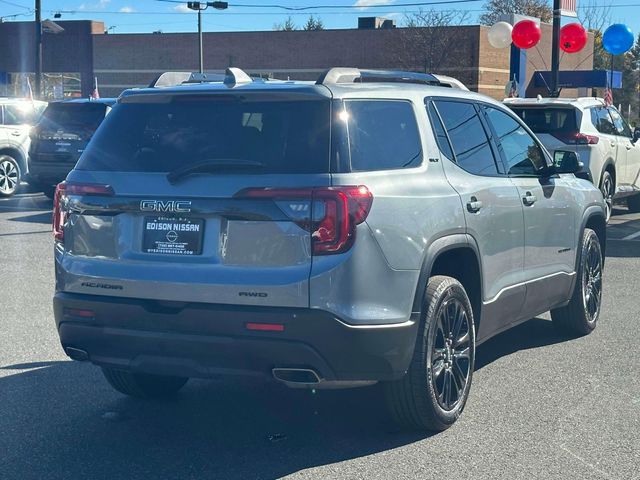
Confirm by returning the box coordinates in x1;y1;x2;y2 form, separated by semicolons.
0;19;594;100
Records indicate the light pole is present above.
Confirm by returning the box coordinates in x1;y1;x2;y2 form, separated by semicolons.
186;1;228;74
550;0;561;97
35;0;42;98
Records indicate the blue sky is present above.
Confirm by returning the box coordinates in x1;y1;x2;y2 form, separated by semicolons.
0;0;636;35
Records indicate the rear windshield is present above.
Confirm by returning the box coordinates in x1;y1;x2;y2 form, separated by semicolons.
509;107;578;134
40;103;107;130
76;96;331;174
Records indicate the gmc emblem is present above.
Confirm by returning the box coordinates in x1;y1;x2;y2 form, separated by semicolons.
140;200;192;213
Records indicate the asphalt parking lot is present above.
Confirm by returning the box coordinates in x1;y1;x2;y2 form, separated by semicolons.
0;188;638;480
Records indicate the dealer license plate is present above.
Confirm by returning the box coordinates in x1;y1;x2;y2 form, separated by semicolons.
142;216;204;255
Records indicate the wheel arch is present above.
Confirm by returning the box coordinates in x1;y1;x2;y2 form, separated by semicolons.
582;209;606;265
412;234;483;331
0;147;26;174
567;207;606;299
600;159;616;189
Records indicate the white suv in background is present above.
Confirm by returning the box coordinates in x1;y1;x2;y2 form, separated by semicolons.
0;97;47;197
505;97;640;221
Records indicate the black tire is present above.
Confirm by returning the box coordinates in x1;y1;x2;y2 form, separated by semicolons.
551;228;603;336
383;275;476;431
0;155;21;197
101;367;188;398
28;180;56;199
599;170;614;223
42;185;56;200
627;193;640;213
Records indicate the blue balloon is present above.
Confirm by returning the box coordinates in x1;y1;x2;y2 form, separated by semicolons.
602;24;635;55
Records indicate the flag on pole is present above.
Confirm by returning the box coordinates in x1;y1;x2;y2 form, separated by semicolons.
25;76;34;101
90;77;100;100
604;87;613;106
508;76;519;98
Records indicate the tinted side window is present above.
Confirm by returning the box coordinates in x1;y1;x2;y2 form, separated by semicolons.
3;104;40;125
434;100;499;176
608;107;632;137
485;107;546;176
591;107;617;135
427;102;454;160
344;100;422;171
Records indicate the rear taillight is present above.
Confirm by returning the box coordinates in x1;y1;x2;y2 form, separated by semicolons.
52;182;114;242
551;132;599;145
236;186;373;255
53;183;66;242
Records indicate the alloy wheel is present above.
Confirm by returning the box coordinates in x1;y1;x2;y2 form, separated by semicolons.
0;159;18;195
582;237;603;323
431;298;472;411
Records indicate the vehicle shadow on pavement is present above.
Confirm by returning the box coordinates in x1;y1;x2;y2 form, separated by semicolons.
0;361;427;480
7;212;52;224
475;317;568;371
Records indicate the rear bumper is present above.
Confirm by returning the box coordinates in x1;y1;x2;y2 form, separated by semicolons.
28;158;76;186
54;292;419;382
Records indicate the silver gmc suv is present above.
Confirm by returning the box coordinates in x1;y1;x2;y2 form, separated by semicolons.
53;68;606;431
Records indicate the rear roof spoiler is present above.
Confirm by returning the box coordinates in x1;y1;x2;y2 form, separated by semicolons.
316;68;466;89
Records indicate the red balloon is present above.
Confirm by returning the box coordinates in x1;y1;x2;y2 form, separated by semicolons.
560;23;588;53
512;20;542;49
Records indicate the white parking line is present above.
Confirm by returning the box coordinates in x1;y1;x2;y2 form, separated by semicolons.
621;230;640;241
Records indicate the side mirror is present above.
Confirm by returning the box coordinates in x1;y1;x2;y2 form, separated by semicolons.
633;128;640;143
553;150;582;174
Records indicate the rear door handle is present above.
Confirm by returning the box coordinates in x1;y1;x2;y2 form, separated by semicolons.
466;197;483;213
523;192;537;206
611;141;616;147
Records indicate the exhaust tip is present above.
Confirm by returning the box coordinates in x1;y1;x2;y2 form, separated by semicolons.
64;347;89;362
272;368;322;385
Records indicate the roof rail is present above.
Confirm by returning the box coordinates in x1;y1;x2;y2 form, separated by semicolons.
316;67;466;89
148;68;254;88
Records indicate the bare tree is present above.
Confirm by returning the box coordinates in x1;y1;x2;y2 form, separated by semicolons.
578;2;612;72
479;0;552;25
577;1;611;33
395;9;471;73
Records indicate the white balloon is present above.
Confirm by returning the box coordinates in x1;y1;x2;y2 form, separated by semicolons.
488;22;513;49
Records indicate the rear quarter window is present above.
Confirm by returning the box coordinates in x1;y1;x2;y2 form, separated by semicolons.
342;99;422;171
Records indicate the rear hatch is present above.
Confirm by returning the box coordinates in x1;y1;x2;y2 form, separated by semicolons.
508;105;595;154
56;89;335;307
32;102;108;163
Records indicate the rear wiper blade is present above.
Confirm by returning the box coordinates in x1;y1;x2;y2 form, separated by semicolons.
167;159;264;184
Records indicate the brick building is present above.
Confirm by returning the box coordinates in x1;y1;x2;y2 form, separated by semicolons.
0;19;594;99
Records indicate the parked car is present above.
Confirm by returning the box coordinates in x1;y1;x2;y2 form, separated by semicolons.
28;98;115;198
505;97;640;222
0;97;47;197
53;68;606;432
